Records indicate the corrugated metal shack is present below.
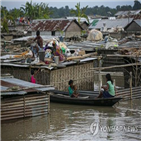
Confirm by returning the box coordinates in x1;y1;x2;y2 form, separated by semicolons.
115;10;141;19
89;18;133;31
89;18;134;39
119;40;141;88
1;74;54;121
124;20;141;34
80;21;89;30
30;19;83;38
1;57;97;91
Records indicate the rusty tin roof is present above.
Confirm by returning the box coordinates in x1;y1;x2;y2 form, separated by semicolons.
1;74;55;95
31;19;83;32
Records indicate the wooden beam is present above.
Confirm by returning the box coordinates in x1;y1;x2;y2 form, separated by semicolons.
94;71;123;76
91;62;141;71
107;54;141;57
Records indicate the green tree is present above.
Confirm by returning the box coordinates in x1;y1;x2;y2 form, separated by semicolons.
9;8;23;19
20;1;36;19
20;1;52;19
65;6;70;16
70;2;89;24
38;3;53;19
133;0;141;10
116;5;121;11
1;6;15;32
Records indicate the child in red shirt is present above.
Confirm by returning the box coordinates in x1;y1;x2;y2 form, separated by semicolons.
30;69;40;83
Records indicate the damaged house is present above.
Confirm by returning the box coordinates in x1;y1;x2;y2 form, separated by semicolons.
30;19;83;38
124;20;141;34
89;18;133;31
115;10;141;19
80;21;89;30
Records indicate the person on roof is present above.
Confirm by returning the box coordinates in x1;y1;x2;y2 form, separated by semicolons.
52;41;64;61
34;30;43;48
31;30;43;57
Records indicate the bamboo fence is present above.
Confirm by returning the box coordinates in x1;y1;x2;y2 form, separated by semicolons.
50;62;94;91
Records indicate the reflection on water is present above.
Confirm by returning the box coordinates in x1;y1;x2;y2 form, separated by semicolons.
2;99;141;141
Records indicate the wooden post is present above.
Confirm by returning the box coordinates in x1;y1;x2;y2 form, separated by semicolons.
135;55;138;87
113;79;116;96
23;96;25;117
130;72;132;100
98;57;102;93
99;70;102;93
48;92;50;114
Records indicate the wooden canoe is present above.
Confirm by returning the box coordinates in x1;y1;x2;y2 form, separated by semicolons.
50;90;122;106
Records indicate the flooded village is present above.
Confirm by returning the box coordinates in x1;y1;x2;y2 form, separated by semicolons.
1;0;141;141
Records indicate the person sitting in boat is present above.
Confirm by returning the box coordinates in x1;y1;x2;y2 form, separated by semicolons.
97;74;115;98
68;80;79;98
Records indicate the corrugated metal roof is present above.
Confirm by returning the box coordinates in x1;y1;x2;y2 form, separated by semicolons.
1;63;54;70
68;40;106;51
119;41;141;48
117;15;141;19
115;11;124;16
2;91;27;95
30;19;83;32
115;10;141;16
1;76;55;95
66;16;93;23
89;18;133;29
1;77;42;88
1;86;9;91
12;35;59;42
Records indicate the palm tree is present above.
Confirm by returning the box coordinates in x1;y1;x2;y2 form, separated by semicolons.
34;3;51;19
10;8;22;19
70;2;89;24
1;6;15;32
20;1;53;19
40;3;53;19
20;1;34;19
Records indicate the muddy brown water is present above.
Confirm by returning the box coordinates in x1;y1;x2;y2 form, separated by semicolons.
1;99;141;141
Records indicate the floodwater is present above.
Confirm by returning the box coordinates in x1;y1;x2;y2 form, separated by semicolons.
2;99;141;141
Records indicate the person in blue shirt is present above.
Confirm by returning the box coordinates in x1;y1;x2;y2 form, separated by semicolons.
68;80;79;98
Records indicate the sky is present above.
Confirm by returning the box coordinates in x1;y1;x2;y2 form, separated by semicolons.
1;0;135;10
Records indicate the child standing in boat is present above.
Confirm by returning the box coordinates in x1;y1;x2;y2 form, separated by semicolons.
97;74;115;98
68;80;79;98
